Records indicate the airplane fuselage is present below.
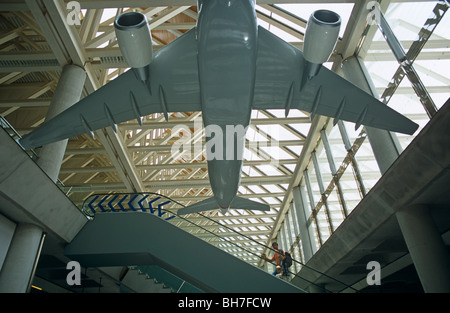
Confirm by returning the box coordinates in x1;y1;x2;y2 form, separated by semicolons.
197;0;258;209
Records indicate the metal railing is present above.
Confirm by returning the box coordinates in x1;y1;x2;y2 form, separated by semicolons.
131;265;203;293
0;114;39;161
0;114;67;191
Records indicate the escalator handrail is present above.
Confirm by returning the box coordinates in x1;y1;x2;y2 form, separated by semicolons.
163;206;357;292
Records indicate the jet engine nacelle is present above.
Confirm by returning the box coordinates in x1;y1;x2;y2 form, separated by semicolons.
303;10;341;79
114;12;153;81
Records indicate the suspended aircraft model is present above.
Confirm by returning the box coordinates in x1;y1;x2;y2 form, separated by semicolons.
20;0;418;215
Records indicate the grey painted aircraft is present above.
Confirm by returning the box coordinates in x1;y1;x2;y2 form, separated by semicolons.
20;0;418;215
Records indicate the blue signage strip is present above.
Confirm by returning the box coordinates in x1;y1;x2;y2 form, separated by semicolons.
128;194;139;211
108;194;119;212
88;195;99;214
98;195;108;212
118;195;128;212
84;193;177;221
138;195;149;212
157;201;171;218
148;196;161;214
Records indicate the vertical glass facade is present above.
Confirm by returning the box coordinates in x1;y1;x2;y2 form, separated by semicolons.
273;0;449;263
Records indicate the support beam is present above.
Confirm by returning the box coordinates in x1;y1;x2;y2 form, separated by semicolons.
376;0;448;117
61;175;292;193
0;224;45;293
26;0;146;193
341;56;403;175
292;186;315;262
396;205;450;293
0;98;52;108
375;5;438;118
60;159;298;173
75;0;359;9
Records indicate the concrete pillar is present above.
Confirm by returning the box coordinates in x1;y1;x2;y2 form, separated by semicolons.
292;186;315;262
37;64;86;182
0;214;16;272
396;205;450;293
0;223;45;293
341;56;403;174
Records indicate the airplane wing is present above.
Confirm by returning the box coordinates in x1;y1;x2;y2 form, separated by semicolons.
20;28;201;149
253;26;419;135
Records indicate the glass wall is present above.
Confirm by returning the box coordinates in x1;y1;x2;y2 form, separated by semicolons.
273;1;449;261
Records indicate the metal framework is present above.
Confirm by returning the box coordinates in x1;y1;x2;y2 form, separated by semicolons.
0;0;449;268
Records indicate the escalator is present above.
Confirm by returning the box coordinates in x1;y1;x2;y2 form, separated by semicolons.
65;193;354;293
65;210;303;293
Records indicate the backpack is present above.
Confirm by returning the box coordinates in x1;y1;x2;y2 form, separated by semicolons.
283;251;293;267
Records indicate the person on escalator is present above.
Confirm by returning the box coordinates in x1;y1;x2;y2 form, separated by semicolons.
261;242;289;278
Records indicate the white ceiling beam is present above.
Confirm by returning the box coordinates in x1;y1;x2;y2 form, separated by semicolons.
1;0;440;11
61;175;292;192
0;50;55;61
119;117;311;130
24;0;146;193
73;1;357;9
0;26;25;45
85;6;168;48
60;159;298;173
258;4;307;28
63;139;304;155
0;98;50;107
79;8;103;44
256;11;304;41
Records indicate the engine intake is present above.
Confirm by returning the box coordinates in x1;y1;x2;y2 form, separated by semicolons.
114;12;153;80
303;10;341;78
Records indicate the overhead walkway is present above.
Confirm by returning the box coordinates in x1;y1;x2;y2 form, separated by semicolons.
65;210;304;293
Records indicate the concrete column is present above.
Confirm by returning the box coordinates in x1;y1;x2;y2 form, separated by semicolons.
37;64;86;182
396;205;450;293
0;214;16;271
0;223;45;293
341;56;403;174
292;186;315;262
